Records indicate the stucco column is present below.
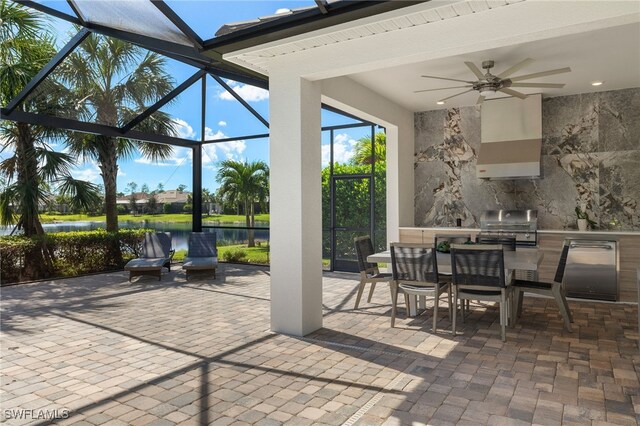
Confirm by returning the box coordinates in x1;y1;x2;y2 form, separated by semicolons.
269;71;323;336
385;123;414;245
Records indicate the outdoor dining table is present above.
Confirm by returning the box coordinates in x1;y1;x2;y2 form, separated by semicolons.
367;248;544;316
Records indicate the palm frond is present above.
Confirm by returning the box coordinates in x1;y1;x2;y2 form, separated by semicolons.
0;184;18;226
57;176;102;211
36;148;74;181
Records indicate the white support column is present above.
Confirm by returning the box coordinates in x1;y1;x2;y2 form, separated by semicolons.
385;123;414;245
269;71;323;336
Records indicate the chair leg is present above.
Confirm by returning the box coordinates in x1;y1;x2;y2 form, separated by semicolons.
452;286;457;336
500;289;507;342
354;279;366;309
367;282;377;303
447;285;452;320
390;281;398;328
433;286;439;333
553;286;573;332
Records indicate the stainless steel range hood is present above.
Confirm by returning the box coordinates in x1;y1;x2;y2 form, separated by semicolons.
477;94;542;179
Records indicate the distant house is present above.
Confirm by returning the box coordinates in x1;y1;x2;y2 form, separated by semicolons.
115;190;190;214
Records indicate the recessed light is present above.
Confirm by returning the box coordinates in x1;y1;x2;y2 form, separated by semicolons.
436;101;445;105
591;81;604;86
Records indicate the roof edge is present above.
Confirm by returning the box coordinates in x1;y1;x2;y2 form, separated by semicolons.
203;1;426;55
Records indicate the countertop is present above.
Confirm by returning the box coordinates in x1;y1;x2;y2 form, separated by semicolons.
400;226;640;236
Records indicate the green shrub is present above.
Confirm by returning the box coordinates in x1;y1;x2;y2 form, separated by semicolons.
222;248;247;263
182;203;192;213
163;203;172;214
0;229;151;285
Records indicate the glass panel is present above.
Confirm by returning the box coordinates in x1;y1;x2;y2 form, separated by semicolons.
333;177;371;272
205;75;269;142
70;0;193;46
203;226;270;265
373;129;387;253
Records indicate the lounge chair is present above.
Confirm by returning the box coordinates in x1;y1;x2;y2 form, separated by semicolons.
124;232;173;281
183;232;218;279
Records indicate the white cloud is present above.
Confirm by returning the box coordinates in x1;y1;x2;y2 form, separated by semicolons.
218;121;227;127
275;8;291;14
134;147;191;167
219;83;269;102
172;118;196;140
322;133;356;166
72;166;101;183
202;127;246;165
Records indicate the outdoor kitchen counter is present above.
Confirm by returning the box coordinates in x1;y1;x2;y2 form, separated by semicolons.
399;227;640;303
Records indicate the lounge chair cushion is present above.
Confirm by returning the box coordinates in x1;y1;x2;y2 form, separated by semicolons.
124;258;166;271
183;257;218;270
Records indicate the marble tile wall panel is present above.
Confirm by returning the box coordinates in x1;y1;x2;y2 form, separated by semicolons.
414;88;640;231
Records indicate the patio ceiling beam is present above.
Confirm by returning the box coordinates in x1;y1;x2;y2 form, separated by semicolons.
4;28;91;115
121;70;206;133
209;74;269;128
152;0;204;49
1;109;198;148
201;133;270;145
13;0;81;25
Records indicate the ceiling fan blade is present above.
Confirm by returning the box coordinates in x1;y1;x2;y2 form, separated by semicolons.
499;88;528;99
497;58;534;78
414;85;472;93
464;61;485;79
477;95;485;105
510;67;572;82
510;83;565;88
421;75;474;83
438;89;475;102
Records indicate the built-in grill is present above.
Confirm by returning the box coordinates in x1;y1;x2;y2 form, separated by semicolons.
478;210;538;247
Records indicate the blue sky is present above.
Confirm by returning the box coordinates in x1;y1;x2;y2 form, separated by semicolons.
29;1;371;193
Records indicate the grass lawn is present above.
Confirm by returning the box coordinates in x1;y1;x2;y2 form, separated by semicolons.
40;213;270;224
173;244;270;264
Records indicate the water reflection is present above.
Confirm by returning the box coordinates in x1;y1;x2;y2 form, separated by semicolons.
0;221;270;251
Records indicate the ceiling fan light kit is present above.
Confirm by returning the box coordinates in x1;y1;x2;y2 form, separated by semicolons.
416;58;571;105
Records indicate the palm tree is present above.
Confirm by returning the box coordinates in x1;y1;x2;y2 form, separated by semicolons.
58;34;176;232
216;160;269;247
351;132;386;166
0;0;100;278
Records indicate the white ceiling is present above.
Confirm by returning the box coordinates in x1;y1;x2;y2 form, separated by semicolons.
349;22;640;112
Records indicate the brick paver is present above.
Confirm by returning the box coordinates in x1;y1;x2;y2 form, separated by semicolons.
1;264;638;425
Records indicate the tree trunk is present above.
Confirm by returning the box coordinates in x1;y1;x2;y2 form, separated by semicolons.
96;135;123;266
16;123;52;280
246;198;255;247
97;136;119;233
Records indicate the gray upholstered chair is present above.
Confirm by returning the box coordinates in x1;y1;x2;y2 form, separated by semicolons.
353;236;393;309
124;232;173;281
450;244;513;341
390;243;451;331
513;243;573;331
183;232;218;279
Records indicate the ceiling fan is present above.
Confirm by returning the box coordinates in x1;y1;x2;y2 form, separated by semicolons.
415;58;571;105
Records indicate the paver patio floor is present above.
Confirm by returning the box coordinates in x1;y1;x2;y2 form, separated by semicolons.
1;264;638;425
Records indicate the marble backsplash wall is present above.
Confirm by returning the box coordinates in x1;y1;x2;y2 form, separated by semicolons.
414;88;640;230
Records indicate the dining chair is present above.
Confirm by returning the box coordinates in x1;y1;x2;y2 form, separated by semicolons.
353;236;393;309
512;242;573;331
450;244;513;341
390;243;451;331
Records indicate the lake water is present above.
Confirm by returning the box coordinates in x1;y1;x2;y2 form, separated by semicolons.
0;221;270;251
